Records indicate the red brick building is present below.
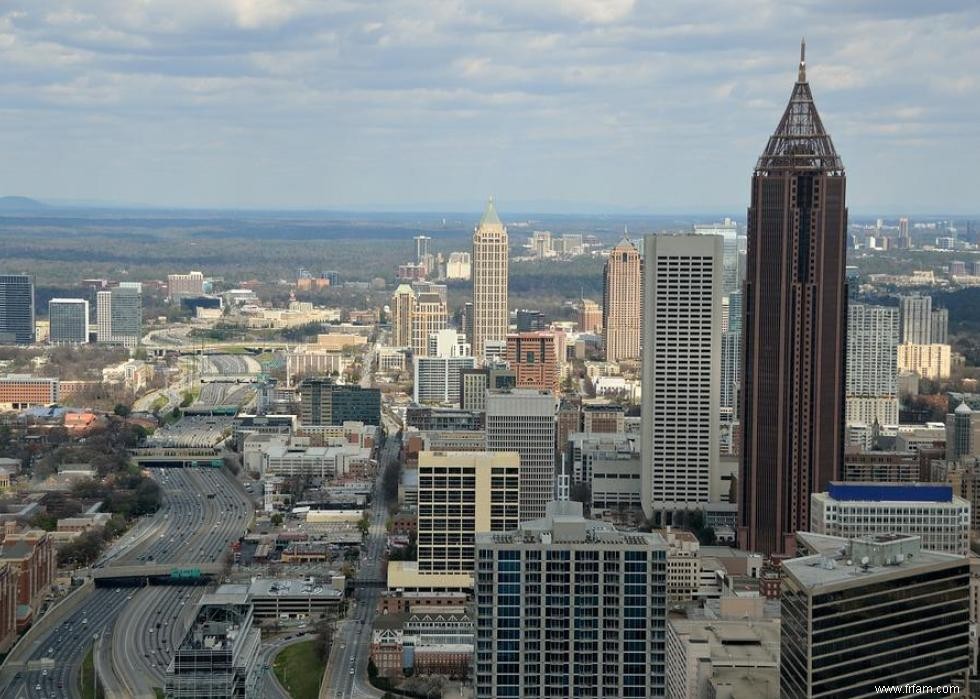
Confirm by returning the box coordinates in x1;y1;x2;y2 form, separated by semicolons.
0;562;18;652
0;375;59;410
506;331;560;394
0;530;55;626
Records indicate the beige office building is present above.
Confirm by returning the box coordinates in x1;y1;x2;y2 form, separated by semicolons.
471;198;509;360
603;237;642;361
416;450;520;573
578;298;602;334
412;293;448;358
167;271;205;302
391;284;415;348
897;342;951;380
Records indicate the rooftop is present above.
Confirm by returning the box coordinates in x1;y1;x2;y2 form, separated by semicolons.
786;533;965;590
824;481;955;503
478;500;666;548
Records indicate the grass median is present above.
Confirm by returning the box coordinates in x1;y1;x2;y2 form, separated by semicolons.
273;640;325;699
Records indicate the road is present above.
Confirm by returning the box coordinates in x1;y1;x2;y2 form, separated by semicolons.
320;432;399;699
108;467;254;697
0;467;252;699
256;632;316;699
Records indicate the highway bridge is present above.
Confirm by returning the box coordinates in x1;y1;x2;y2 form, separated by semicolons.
91;563;222;585
130;447;223;467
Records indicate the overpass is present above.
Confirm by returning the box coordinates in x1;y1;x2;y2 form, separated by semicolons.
130;448;223;467
144;341;297;357
92;563;222;586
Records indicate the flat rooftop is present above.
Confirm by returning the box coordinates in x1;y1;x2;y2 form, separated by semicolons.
786;533;965;590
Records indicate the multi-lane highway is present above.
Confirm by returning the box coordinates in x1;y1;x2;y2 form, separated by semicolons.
320;432;398;699
107;467;253;698
0;466;253;699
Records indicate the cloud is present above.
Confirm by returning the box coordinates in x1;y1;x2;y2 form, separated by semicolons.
0;0;976;211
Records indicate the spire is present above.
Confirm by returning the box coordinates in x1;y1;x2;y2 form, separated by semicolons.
478;196;502;227
755;43;843;174
798;37;806;83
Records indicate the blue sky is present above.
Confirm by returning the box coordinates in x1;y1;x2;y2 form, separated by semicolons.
0;1;977;213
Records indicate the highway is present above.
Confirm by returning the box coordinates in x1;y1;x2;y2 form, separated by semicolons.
0;467;253;699
108;467;254;698
320;431;398;699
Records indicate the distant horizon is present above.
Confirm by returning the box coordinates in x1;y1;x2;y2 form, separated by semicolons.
1;195;976;222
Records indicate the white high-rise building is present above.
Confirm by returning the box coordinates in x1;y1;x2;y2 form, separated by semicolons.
486;389;556;522
900;294;933;344
810;482;970;555
471;198;508;360
641;234;722;519
445;251;471;280
414;355;476;404
846;303;899;427
96;290;112;342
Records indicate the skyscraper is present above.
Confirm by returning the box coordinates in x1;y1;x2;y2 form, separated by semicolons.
96;290;112;342
740;44;848;557
931;307;949;345
48;298;90;344
474;501;667;699
471;198;509;360
411;292;448;357
486;389;556;522
602;237;642;362
641;234;722;520
416;450;519;573
694;218;740;296
414;235;431;263
846;303;899;427
900;294;933;344
96;284;142;348
390;283;415;348
0;274;35;345
898;216;911;248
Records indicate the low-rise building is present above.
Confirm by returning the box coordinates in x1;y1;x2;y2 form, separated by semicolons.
658;528;703;606
810;481;970;555
0;375;59;410
666;597;780;699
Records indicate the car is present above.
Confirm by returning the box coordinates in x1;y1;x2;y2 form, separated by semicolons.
349;668;355;675
42;669;48;676
36;685;42;691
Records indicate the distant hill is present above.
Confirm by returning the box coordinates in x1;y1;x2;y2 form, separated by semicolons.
0;196;47;211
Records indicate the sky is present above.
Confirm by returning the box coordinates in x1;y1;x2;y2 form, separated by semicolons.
0;1;977;214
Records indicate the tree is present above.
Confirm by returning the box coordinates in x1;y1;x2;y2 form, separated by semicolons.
113;403;132;417
270;513;283;526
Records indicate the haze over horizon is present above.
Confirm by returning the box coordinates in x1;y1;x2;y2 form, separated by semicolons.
1;1;977;213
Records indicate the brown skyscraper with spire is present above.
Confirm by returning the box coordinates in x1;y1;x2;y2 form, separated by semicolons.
739;42;848;557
